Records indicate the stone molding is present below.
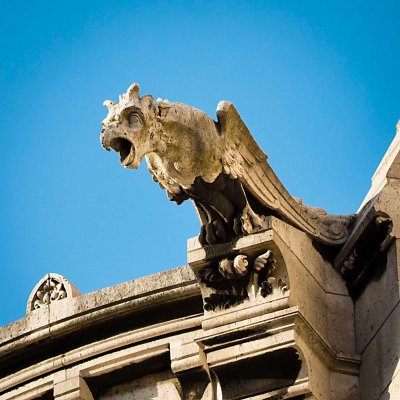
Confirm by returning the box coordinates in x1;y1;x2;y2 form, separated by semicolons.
54;375;94;400
0;376;53;400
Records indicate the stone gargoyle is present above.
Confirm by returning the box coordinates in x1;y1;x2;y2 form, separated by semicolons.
100;83;353;246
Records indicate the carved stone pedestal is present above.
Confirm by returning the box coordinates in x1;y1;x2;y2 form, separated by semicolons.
185;217;360;399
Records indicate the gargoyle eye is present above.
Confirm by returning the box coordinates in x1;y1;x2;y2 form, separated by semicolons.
128;112;142;128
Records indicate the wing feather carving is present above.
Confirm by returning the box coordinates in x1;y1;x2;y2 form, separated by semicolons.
217;101;352;245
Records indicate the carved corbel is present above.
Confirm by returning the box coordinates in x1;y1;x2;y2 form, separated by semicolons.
336;214;394;298
196;249;289;312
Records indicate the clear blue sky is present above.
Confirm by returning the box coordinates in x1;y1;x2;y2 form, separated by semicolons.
1;1;399;327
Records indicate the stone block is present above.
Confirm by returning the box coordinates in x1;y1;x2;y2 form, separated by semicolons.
359;302;400;400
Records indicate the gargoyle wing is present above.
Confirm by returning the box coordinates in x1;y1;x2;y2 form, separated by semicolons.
217;101;353;245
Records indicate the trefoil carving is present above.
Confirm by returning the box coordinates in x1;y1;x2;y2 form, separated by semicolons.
32;277;67;310
27;273;80;314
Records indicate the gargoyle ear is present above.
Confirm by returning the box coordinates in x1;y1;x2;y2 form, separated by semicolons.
103;100;116;110
126;83;140;101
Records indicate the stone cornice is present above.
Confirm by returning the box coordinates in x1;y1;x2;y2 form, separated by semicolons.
0;266;200;363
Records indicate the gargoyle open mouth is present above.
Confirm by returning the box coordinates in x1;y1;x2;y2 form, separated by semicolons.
109;137;136;167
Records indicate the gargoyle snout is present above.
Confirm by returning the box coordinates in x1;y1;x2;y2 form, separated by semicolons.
100;127;111;151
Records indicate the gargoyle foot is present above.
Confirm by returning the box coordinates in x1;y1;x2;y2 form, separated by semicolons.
199;220;229;245
199;222;218;245
212;219;229;242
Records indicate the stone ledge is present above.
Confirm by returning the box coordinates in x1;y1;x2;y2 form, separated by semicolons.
0;266;199;361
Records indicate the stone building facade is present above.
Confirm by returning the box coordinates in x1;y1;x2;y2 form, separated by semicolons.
0;85;399;399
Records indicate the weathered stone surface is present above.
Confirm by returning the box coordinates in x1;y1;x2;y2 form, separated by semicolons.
98;372;180;400
359;302;400;400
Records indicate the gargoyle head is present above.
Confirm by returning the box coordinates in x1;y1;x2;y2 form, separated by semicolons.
100;83;157;169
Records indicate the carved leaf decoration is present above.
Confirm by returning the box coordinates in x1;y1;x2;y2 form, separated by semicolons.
219;255;249;279
260;279;274;298
254;250;273;272
199;268;224;284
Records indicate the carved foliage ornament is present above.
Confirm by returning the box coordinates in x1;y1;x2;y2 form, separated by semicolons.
101;83;353;246
198;250;288;311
